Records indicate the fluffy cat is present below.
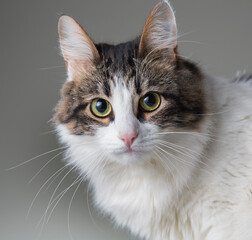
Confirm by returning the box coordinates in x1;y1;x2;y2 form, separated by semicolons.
55;1;252;239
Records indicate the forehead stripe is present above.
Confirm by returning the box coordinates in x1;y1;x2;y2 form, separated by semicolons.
103;80;111;97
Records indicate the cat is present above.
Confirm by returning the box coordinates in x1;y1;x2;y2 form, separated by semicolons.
54;1;252;239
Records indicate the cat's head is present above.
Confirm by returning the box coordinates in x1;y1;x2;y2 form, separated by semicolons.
55;1;207;171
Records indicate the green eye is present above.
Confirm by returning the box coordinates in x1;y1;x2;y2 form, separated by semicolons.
139;92;161;112
91;99;112;118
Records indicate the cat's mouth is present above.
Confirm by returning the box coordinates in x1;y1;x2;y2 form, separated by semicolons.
112;147;148;156
114;148;139;155
109;147;150;164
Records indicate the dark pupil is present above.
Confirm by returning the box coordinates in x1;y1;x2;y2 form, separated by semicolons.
96;99;107;113
144;93;156;107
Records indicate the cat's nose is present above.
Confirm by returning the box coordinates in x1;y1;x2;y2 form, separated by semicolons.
120;132;138;148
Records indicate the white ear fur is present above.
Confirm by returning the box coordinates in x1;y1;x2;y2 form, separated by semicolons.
139;1;177;58
58;15;99;80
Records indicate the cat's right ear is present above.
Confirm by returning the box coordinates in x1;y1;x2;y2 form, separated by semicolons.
58;15;99;81
139;1;177;61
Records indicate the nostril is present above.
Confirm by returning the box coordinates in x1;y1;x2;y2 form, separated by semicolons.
131;135;137;142
120;133;138;148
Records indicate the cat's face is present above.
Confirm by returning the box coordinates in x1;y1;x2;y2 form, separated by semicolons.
55;1;206;168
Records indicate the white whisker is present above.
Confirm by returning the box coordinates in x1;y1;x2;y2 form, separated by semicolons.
156;131;225;143
155;145;195;168
36;176;82;231
156;143;217;178
68;179;83;240
6;147;67;171
41;150;104;227
39;65;65;70
28;150;66;183
157;142;199;162
177;40;209;46
27;164;68;218
86;181;100;230
196;108;231;116
44;166;77;224
155;146;193;194
45;176;82;224
40;130;57;136
157;140;212;167
153;148;175;181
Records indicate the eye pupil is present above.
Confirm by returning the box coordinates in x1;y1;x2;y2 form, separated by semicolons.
96;99;107;113
139;92;160;112
144;94;156;107
91;98;112;118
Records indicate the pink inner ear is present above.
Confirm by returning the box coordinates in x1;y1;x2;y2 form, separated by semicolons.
67;59;95;81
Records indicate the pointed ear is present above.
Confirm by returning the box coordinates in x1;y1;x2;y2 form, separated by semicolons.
139;1;177;60
58;15;99;80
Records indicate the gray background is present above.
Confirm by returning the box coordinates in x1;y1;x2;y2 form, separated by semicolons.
1;0;251;239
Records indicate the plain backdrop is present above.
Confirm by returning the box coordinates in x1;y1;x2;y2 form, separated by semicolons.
1;0;252;239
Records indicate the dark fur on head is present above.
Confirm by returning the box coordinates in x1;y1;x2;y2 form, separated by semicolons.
56;40;205;135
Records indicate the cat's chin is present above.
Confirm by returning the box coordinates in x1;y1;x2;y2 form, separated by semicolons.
109;149;152;165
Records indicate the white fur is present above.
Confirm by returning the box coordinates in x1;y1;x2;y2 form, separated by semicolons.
56;73;252;240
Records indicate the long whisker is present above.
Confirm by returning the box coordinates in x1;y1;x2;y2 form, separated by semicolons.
156;144;216;177
158;140;204;158
5;146;67;171
68;179;83;240
157;141;211;171
155;145;195;168
157;142;200;162
157;140;212;167
40;129;57;136
45;176;82;224
157;131;209;136
36;176;82;232
154;146;192;194
155;146;180;174
155;147;194;193
86;181;101;230
195;108;231;116
45;176;83;214
177;40;209;46
156;131;225;143
157;145;195;194
27;164;68;218
39;65;65;70
44;161;70;192
28;150;66;183
152;148;175;181
43;166;77;224
44;151;104;225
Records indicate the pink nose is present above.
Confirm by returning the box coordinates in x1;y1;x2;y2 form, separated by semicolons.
120;132;138;148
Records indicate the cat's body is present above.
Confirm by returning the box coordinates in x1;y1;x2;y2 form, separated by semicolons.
55;1;252;239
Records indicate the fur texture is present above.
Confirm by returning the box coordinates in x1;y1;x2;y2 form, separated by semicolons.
55;1;252;239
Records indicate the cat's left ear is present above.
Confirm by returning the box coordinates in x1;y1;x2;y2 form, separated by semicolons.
58;15;99;81
139;0;177;60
